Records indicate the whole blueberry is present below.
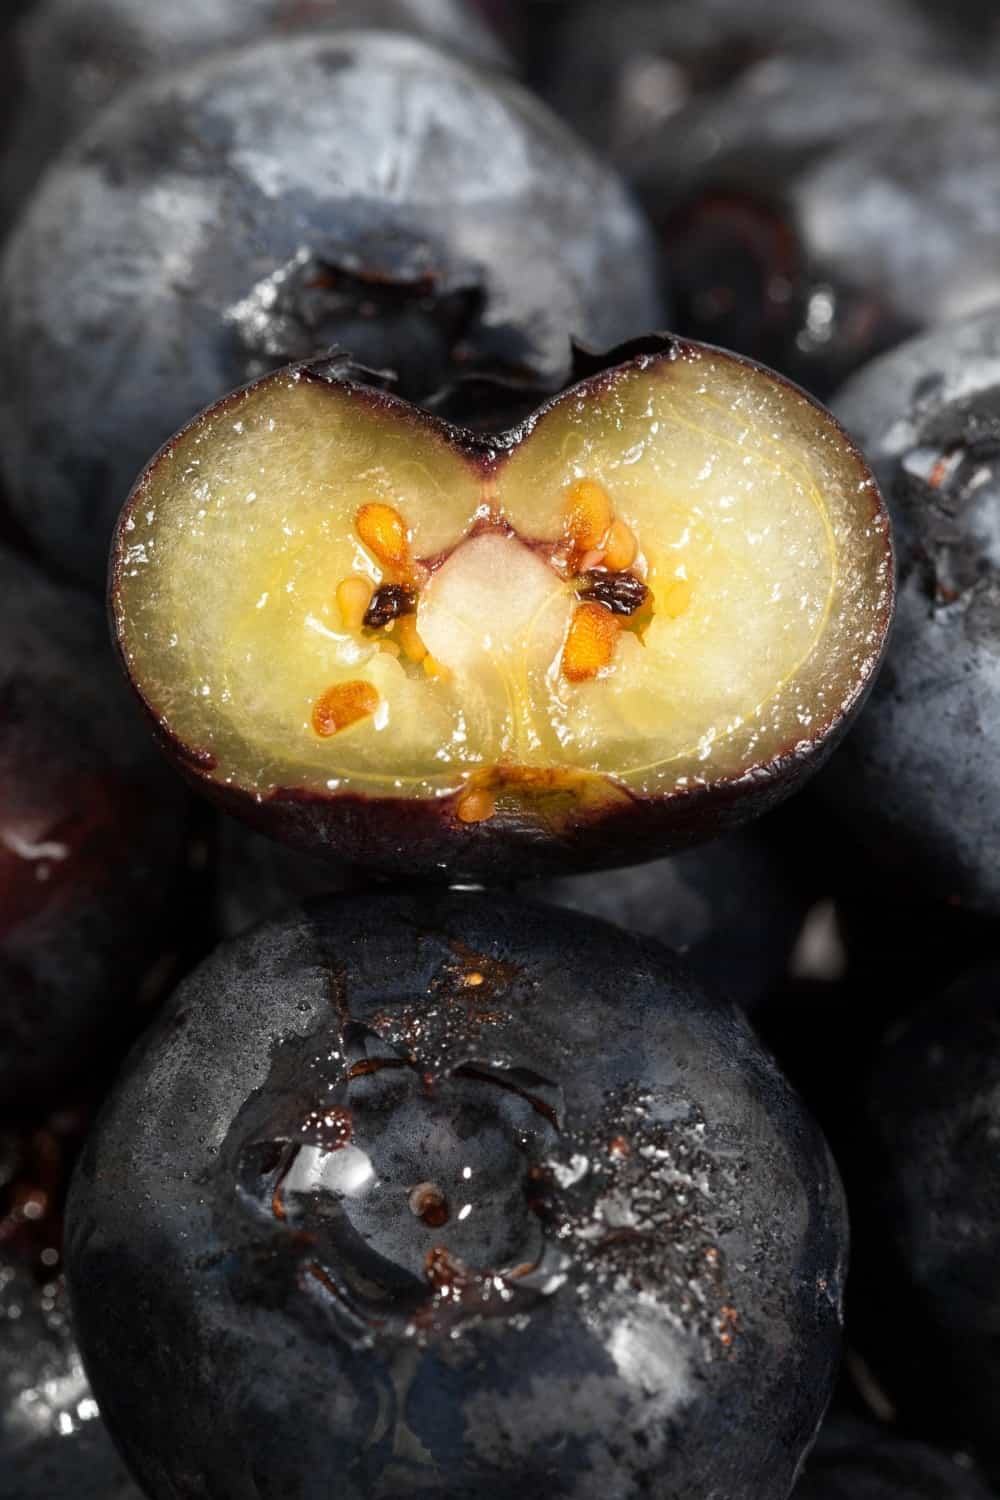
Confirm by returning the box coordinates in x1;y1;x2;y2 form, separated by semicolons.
67;889;846;1500
0;31;662;587
825;310;1000;913
0;0;507;222
0;546;188;1109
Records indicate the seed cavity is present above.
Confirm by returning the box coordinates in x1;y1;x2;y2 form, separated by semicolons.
562;601;620;683
312;680;379;738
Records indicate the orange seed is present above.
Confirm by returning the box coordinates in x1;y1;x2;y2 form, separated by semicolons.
564;478;613;555
603;518;637;572
356;502;410;571
335;576;373;632
311;680;379;738
562;601;620;682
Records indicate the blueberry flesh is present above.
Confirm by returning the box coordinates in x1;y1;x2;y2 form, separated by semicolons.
825;311;1000;914
0;0;507;224
0;31;662;588
793;1415;996;1500
0;546;188;1110
66;889;847;1500
850;964;1000;1485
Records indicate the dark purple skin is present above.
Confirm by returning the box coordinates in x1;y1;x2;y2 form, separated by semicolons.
825;310;1000;914
849;964;1000;1486
0;0;507;225
793;1415;996;1500
0;546;189;1112
628;67;995;397
0;30;662;589
215;817;808;1010
526;820;812;1013
538;0;949;155
111;335;894;884
66;889;847;1500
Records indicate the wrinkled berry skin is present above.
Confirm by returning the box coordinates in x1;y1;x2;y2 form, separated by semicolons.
793;1415;996;1500
826;311;1000;914
0;548;188;1110
67;890;847;1500
851;965;1000;1486
0;31;661;588
0;0;506;223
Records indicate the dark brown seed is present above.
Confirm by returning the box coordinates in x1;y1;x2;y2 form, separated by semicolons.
363;583;417;629
576;570;649;616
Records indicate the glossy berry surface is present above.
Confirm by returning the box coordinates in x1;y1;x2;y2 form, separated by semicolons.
0;0;505;222
0;30;661;586
0;548;188;1110
851;964;1000;1485
67;889;847;1500
111;335;892;881
826;310;1000;913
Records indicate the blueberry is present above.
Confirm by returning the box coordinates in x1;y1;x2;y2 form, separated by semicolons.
0;546;189;1108
0;31;662;587
849;963;1000;1485
825;310;1000;914
66;889;847;1500
628;64;991;394
793;1414;995;1499
0;0;507;223
539;0;947;156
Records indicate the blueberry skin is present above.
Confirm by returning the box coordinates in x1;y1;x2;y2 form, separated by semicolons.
0;31;662;588
0;0;507;224
526;825;811;1013
850;965;1000;1485
628;66;992;396
0;546;188;1110
793;1415;996;1500
215;821;808;1013
539;0;946;155
66;889;847;1500
0;1266;144;1500
825;311;1000;913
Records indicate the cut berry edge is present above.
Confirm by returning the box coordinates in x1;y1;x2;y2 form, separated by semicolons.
111;333;893;869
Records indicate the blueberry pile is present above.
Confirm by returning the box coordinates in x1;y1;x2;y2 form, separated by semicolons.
2;3;1000;1498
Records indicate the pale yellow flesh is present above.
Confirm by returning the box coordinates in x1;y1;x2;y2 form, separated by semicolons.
115;354;890;801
